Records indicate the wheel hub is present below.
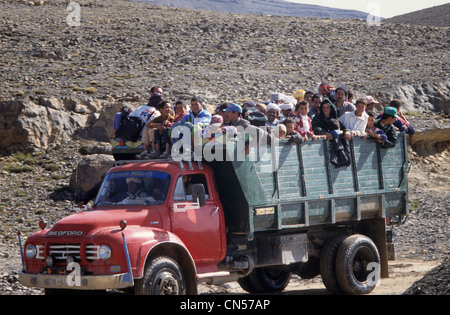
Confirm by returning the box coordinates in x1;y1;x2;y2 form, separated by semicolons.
157;271;179;295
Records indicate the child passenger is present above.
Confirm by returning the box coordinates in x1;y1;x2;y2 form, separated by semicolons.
148;101;174;158
366;110;386;143
365;111;376;131
294;101;316;140
173;100;189;123
277;124;286;139
283;118;297;138
283;118;308;143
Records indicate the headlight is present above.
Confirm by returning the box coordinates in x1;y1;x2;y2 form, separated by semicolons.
25;244;37;259
99;245;111;260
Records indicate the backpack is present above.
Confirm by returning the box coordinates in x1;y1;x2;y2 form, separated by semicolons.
115;115;144;142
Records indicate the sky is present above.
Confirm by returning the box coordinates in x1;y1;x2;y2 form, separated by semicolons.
286;0;450;18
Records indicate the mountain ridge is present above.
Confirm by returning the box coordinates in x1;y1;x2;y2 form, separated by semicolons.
385;3;450;27
134;0;370;19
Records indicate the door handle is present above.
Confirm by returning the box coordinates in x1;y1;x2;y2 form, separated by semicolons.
211;206;219;216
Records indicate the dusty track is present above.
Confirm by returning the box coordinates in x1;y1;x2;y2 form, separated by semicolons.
196;260;442;295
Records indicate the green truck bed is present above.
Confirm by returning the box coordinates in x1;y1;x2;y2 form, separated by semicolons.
207;133;409;238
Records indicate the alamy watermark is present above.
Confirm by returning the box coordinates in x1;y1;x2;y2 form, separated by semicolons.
366;262;381;286
366;2;382;26
66;262;81;286
66;2;81;27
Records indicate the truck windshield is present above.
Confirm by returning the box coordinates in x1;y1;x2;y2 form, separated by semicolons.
94;170;171;207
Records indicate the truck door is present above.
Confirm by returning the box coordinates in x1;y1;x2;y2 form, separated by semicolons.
170;173;224;264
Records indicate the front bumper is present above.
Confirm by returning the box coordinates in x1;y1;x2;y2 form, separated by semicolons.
19;271;134;290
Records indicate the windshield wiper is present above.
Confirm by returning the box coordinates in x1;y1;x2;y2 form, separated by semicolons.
93;189;122;208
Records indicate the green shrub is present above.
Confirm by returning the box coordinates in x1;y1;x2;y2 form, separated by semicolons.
409;199;421;212
43;163;59;172
5;164;33;173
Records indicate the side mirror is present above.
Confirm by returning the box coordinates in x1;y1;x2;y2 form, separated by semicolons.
191;183;206;207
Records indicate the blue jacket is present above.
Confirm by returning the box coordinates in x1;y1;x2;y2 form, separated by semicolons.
177;109;212;125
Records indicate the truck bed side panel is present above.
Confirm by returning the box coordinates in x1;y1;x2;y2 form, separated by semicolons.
208;134;409;236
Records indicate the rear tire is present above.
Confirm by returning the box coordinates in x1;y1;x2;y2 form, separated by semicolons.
238;268;291;293
236;275;258;293
319;236;346;294
296;256;320;279
335;234;380;295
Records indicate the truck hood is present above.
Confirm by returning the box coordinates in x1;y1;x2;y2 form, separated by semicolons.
43;208;161;238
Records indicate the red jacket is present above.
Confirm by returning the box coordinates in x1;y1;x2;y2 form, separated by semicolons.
295;114;314;137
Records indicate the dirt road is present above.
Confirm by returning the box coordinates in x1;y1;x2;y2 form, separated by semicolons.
197;259;442;295
1;248;441;295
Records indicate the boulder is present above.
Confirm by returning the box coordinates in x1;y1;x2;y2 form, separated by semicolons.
0;99;87;153
0;97;132;153
410;127;450;156
69;154;115;200
391;82;450;114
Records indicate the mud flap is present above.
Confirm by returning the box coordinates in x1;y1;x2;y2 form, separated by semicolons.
386;228;396;261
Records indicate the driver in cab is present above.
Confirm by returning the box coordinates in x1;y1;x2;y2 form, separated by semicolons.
120;177;154;205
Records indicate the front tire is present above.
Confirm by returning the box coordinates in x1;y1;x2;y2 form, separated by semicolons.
137;256;186;295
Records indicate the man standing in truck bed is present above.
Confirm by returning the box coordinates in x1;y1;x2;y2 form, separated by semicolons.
368;106;398;148
224;103;251;129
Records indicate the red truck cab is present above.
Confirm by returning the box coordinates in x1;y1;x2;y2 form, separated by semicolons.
19;160;226;295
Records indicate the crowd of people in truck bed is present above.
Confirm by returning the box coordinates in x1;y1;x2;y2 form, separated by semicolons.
112;83;415;160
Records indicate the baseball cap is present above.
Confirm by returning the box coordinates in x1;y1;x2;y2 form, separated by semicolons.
365;96;379;104
384;107;399;118
224;103;242;113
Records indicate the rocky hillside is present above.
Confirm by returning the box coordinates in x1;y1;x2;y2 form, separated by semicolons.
385;3;450;28
0;0;450;107
0;0;448;107
1;0;449;153
134;0;369;19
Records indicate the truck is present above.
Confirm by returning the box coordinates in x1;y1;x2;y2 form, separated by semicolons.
18;132;409;295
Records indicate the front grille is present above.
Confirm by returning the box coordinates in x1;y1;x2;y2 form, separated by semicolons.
47;243;102;262
48;244;81;261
